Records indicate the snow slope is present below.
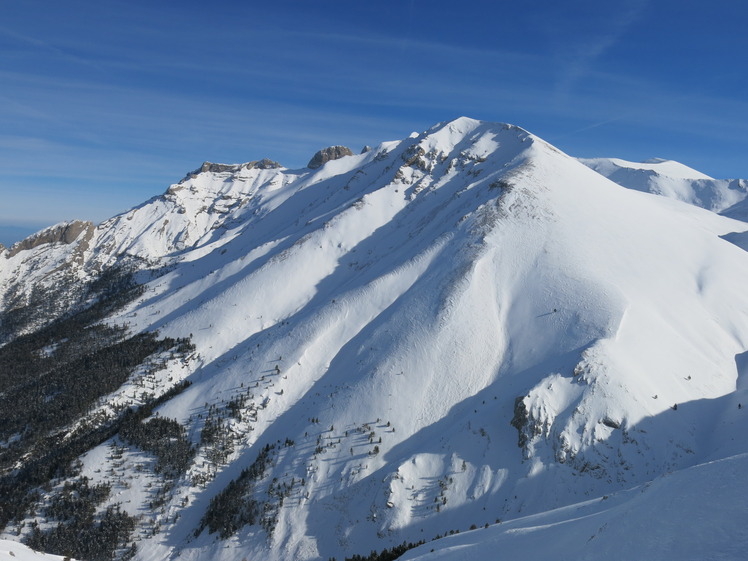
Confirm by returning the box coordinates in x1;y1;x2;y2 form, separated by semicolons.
0;540;72;561
3;118;748;561
580;156;748;213
401;453;748;561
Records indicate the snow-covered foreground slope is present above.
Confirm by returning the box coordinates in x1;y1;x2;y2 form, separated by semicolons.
402;452;748;561
2;118;748;561
580;156;748;213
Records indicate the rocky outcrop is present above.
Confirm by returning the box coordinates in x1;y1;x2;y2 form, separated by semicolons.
7;221;95;258
180;159;283;183
199;162;239;174
510;395;532;449
250;158;283;170
307;146;353;169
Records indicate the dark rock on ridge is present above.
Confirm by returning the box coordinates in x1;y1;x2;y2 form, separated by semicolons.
307;146;353;169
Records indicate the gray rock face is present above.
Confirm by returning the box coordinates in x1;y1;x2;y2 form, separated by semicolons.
307;146;353;169
199;162;239;174
7;220;94;258
251;158;283;170
180;159;283;184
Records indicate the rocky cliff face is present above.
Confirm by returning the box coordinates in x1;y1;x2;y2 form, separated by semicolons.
307;145;353;168
180;159;282;183
5;220;94;258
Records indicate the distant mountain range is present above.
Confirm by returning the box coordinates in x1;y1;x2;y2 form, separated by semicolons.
1;118;747;561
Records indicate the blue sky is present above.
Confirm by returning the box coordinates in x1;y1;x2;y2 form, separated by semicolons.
1;0;747;245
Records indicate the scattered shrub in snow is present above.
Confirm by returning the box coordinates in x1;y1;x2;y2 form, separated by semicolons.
338;539;426;561
25;476;134;561
120;416;194;477
198;443;276;539
26;503;135;561
45;477;111;522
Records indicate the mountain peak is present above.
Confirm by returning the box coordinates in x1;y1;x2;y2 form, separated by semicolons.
425;117;527;138
427;115;483;132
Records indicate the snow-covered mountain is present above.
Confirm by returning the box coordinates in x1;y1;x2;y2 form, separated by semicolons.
579;156;748;213
2;117;748;561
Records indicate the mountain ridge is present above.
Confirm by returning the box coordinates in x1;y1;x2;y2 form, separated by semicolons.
579;155;748;213
1;118;748;561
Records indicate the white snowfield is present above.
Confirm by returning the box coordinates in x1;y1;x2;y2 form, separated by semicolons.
0;539;70;560
2;117;748;561
401;453;748;561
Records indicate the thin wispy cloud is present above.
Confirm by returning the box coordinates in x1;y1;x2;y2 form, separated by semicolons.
549;114;632;142
550;0;650;102
0;24;102;70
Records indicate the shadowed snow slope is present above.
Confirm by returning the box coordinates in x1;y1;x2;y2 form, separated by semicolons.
401;453;748;561
2;118;748;561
